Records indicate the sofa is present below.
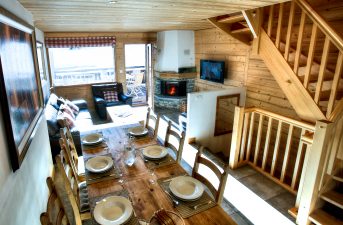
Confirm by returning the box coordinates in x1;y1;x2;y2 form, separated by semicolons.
92;83;133;120
45;93;93;161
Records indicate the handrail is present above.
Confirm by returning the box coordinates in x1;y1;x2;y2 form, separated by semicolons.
301;132;314;145
294;0;343;53
243;106;315;131
329;98;343;124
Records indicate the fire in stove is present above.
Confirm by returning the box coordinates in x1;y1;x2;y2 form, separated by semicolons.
168;86;177;95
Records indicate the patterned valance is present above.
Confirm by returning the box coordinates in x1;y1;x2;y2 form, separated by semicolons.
45;36;116;48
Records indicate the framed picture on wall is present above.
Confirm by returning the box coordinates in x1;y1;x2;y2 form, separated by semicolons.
0;9;44;171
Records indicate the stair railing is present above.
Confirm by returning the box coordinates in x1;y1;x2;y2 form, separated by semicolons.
264;0;343;120
296;100;343;224
229;106;315;195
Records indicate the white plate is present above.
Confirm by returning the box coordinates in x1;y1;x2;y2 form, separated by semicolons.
94;196;133;225
143;146;168;160
82;134;104;145
169;176;204;201
129;127;148;136
85;156;113;173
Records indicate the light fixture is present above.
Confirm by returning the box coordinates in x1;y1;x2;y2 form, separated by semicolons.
109;1;118;3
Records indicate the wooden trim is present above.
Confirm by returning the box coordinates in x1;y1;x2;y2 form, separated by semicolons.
253;114;264;166
242;9;260;38
271;120;283;177
284;1;295;61
329;98;343;123
155;71;197;79
267;5;274;37
275;3;284;49
326;52;343;118
293;11;306;75
314;36;331;104
301;132;314;145
294;0;343;53
253;7;264;54
261;117;272;171
229;106;245;169
280;124;294;183
246;112;255;161
243;106;315;131
304;24;318;89
259;29;326;123
188;137;196;144
296;144;311;207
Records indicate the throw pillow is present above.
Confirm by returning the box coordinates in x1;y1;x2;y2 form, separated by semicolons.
66;100;79;115
60;104;75;120
103;91;118;103
57;110;76;128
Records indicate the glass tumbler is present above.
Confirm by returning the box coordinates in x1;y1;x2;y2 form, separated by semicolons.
124;139;136;166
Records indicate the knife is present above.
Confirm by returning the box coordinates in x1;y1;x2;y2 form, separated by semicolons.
89;173;116;181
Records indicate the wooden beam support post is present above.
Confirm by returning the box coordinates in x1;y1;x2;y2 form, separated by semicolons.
297;121;333;225
242;8;260;38
229;106;245;169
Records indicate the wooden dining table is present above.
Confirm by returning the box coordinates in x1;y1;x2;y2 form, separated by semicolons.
82;122;237;225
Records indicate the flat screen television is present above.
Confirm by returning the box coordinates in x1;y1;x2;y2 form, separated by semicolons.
200;59;225;84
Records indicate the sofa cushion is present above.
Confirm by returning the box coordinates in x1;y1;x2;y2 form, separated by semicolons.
75;109;92;120
47;93;59;110
45;104;60;136
60;104;75;120
66;100;80;115
103;90;119;103
57;111;76;128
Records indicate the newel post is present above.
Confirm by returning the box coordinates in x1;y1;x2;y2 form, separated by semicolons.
229;106;245;169
296;120;333;225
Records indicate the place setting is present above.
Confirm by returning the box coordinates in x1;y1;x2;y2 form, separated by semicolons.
137;145;177;169
123;125;154;141
81;132;109;150
89;189;139;225
157;172;218;218
84;153;121;185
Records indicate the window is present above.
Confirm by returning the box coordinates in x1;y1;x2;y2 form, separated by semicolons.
49;46;115;86
36;42;47;81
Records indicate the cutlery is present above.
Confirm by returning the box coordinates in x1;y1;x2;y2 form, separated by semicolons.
164;190;179;206
89;173;116;181
190;200;212;210
155;159;171;165
163;175;187;183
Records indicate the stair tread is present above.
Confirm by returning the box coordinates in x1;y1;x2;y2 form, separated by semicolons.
309;90;343;101
333;173;343;182
321;190;343;209
231;27;251;34
217;14;245;23
310;209;343;225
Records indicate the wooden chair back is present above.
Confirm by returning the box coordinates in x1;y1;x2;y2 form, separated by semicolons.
134;73;144;87
40;177;70;225
191;145;230;206
164;120;185;164
56;146;84;225
59;119;79;176
145;107;160;140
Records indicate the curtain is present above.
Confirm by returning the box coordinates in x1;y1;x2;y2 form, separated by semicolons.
45;36;116;48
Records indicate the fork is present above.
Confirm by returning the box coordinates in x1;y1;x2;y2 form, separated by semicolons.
190;200;212;210
155;159;171;165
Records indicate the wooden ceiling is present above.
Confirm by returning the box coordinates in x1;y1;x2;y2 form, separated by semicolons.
18;0;290;32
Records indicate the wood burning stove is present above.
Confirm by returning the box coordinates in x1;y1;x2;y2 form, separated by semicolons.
161;81;186;96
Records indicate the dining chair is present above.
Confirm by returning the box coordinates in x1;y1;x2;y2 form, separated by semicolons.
60;118;85;181
164;120;185;164
192;145;230;206
127;72;144;97
40;177;71;225
145;107;160;140
56;146;91;225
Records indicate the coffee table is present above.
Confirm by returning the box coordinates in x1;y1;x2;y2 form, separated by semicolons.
106;105;144;125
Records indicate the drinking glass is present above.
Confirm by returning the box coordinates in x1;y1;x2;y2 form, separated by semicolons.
148;163;156;184
124;139;136;166
116;162;125;186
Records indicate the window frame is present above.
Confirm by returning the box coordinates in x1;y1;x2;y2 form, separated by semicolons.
36;41;47;81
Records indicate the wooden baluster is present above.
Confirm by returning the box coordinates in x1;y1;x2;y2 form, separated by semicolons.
229;106;245;169
254;114;264;166
304;24;318;89
326;51;343;118
326;117;343;175
239;113;250;162
267;5;274;37
284;1;295;61
262;117;273;171
296;144;311;208
314;36;331;104
280;124;294;183
294;11;306;75
275;3;284;49
271;120;283;177
246;112;255;161
291;129;306;190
